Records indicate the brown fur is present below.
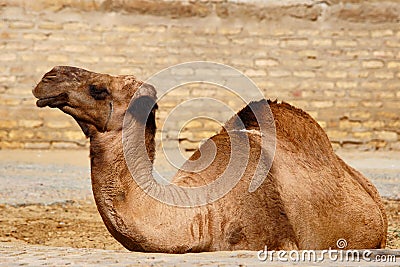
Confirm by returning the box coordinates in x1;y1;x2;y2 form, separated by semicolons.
33;66;387;252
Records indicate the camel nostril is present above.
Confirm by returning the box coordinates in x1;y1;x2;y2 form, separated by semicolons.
42;66;65;80
43;74;57;82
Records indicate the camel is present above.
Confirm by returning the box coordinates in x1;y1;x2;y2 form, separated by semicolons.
32;66;387;253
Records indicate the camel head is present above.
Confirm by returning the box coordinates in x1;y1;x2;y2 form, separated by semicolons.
33;66;154;137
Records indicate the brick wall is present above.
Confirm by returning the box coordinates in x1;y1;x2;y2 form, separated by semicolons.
0;0;399;151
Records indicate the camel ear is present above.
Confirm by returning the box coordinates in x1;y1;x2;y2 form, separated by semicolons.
128;96;157;124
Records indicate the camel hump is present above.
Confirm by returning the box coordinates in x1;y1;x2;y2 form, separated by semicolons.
225;99;315;132
224;99;271;131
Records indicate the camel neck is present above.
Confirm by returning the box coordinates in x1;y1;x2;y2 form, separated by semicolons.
89;128;212;252
88;102;157;212
89;127;157;251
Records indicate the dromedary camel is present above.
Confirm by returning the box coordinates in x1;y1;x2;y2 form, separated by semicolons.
33;66;387;253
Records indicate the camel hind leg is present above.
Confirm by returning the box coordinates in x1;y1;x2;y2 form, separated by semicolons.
337;155;388;248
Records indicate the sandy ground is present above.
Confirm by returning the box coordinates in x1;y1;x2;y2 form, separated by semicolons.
0;201;123;251
0;149;399;255
386;199;400;249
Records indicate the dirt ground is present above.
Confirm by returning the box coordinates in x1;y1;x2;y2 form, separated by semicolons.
0;199;399;250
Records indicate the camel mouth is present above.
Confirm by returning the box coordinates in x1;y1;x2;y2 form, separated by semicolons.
36;93;69;108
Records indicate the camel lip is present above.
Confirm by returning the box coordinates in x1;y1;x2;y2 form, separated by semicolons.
36;93;69;108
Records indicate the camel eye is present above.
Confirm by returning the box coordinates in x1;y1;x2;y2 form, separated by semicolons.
89;85;109;100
